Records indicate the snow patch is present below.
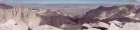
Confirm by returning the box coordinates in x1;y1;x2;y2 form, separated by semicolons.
128;13;135;17
126;13;136;18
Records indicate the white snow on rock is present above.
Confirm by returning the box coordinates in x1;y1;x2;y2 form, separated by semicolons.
129;13;135;17
126;13;136;18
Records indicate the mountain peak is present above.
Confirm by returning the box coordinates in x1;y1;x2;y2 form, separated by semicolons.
0;3;13;10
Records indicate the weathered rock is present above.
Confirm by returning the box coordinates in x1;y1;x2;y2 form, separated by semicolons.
10;25;28;30
2;19;16;27
60;24;82;30
82;23;92;28
108;20;121;30
82;28;101;30
0;19;28;30
78;4;140;30
108;23;121;30
0;25;10;30
37;10;77;28
32;25;63;30
88;28;101;30
1;4;140;30
121;22;140;30
0;7;78;30
96;22;109;28
0;8;41;27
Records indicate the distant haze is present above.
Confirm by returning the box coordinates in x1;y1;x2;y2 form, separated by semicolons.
9;4;125;10
0;0;140;5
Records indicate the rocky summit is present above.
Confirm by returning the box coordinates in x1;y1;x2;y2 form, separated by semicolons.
0;4;140;30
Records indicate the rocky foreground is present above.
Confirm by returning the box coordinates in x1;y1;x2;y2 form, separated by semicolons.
0;4;140;30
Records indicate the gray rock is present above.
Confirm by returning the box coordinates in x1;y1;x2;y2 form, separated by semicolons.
10;25;28;30
32;25;63;30
121;23;140;30
108;21;121;30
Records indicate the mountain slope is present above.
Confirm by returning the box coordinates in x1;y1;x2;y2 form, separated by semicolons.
78;4;140;30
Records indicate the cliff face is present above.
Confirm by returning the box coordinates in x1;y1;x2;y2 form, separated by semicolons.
0;8;41;26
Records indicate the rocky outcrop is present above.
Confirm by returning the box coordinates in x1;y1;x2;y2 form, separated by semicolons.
0;7;43;30
0;8;41;26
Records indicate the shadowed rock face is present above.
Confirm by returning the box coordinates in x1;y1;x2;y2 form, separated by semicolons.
77;4;140;30
36;10;77;28
0;3;13;9
79;4;140;23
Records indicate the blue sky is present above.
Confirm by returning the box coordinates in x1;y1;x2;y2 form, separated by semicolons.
1;0;140;5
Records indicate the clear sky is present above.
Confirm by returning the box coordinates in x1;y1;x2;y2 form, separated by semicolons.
1;0;140;5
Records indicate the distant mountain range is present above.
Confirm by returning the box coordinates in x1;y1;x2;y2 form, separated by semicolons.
8;4;125;10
